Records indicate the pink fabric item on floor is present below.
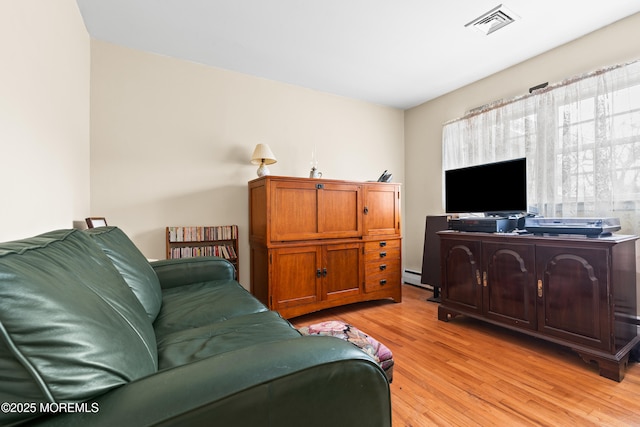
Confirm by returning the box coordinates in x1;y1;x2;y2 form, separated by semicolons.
298;320;394;382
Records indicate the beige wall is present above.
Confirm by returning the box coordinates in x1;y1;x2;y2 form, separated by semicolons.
404;13;640;278
3;2;636;292
89;41;404;282
0;0;90;241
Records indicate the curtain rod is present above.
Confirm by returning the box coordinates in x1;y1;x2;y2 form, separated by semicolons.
443;57;640;126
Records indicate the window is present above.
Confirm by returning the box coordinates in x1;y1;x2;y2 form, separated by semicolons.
443;60;640;234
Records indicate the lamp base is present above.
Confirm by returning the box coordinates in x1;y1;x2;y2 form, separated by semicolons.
257;163;270;177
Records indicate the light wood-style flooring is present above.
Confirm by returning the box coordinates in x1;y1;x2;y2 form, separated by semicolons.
291;284;640;427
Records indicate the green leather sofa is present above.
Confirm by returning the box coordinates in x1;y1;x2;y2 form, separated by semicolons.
0;227;391;426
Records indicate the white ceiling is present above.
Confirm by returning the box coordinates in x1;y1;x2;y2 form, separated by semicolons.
75;0;640;109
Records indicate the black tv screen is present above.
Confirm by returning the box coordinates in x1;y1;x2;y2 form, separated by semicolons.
445;158;527;215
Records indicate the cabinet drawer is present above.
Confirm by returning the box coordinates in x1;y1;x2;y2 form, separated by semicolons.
364;239;400;253
365;258;400;277
365;264;400;293
365;248;400;263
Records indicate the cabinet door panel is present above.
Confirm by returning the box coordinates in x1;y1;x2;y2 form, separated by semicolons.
271;181;319;241
441;239;482;314
536;246;610;350
363;184;400;236
319;183;362;238
272;246;320;309
323;243;362;300
483;242;536;330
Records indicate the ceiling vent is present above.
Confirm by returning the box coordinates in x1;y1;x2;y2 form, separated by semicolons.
465;4;518;35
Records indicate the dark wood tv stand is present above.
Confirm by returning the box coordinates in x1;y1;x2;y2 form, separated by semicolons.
437;230;639;381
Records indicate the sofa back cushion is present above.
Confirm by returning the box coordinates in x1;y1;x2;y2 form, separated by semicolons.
85;226;163;321
0;229;157;424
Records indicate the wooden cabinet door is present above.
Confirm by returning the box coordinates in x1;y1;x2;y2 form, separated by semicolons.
270;180;361;241
318;183;362;239
323;243;362;300
271;180;319;241
536;245;611;351
441;238;483;315
271;246;321;310
363;184;400;236
482;242;537;330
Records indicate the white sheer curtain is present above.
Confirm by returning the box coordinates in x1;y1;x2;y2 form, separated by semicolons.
443;59;640;234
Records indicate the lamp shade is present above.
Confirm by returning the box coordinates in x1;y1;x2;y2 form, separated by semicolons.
250;144;277;165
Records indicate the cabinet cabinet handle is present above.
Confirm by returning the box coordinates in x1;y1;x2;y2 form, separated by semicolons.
322;268;328;277
483;271;487;287
379;241;387;247
380;279;387;285
380;252;387;258
316;269;322;278
475;270;481;286
316;183;324;189
379;264;387;270
364;206;369;214
537;279;543;297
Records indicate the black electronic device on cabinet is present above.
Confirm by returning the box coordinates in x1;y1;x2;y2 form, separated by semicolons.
377;170;393;182
445;158;527;216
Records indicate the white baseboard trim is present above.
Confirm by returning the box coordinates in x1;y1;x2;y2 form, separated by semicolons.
403;269;432;289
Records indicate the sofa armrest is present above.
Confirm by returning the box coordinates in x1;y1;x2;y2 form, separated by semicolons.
150;256;236;289
29;337;391;427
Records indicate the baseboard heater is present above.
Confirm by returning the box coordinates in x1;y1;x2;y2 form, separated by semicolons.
402;269;431;289
403;269;441;303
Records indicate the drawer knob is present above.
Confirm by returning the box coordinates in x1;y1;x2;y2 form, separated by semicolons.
380;252;387;258
380;279;387;285
379;241;387;247
379;264;387;271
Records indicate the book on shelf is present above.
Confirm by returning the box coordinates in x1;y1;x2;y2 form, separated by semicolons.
169;244;237;260
167;225;238;243
166;225;239;265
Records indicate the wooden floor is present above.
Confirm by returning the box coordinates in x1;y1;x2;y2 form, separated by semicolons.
291;284;640;427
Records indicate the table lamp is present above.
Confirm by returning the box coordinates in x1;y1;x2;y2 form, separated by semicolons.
251;144;277;177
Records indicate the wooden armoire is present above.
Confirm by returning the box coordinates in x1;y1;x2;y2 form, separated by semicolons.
249;176;402;319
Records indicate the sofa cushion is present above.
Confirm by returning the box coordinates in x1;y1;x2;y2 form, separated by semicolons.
156;311;301;369
0;230;157;417
154;279;268;339
86;226;163;321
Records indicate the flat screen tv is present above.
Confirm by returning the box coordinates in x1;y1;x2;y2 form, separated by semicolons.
445;157;527;216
